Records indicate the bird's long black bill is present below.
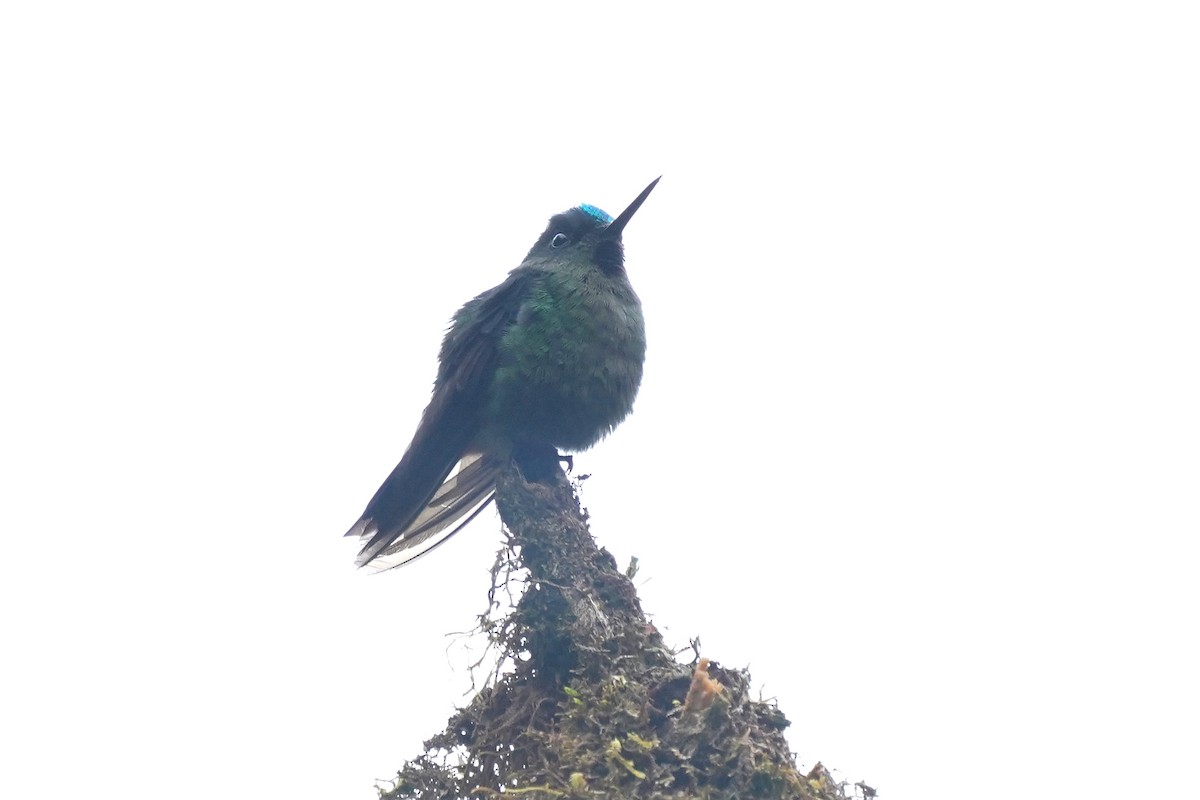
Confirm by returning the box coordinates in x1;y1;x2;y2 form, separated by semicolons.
605;176;661;238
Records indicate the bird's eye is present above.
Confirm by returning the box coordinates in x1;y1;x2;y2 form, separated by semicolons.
550;233;569;248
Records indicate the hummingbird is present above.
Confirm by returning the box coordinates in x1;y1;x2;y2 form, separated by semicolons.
345;178;659;571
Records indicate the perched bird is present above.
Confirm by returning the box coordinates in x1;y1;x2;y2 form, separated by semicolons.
345;178;659;571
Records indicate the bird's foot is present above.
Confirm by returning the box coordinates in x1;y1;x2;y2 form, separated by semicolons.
512;443;564;483
558;452;574;473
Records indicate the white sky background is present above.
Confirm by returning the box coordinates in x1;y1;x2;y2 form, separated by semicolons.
2;3;1197;798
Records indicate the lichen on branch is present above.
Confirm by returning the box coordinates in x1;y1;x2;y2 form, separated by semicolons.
381;459;845;800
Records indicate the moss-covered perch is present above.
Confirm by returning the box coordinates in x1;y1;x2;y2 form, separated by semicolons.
380;459;853;799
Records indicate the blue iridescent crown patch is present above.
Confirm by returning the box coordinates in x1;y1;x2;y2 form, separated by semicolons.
578;204;613;225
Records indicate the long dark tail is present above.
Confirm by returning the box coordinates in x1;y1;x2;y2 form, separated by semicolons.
344;413;500;570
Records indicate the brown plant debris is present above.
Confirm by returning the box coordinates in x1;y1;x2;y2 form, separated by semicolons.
378;456;857;800
682;658;724;715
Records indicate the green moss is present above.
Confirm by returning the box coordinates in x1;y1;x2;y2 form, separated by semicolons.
378;465;853;800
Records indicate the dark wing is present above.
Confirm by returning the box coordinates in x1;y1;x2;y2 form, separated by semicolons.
345;267;538;569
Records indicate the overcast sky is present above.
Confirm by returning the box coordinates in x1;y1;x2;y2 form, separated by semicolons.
2;3;1197;799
